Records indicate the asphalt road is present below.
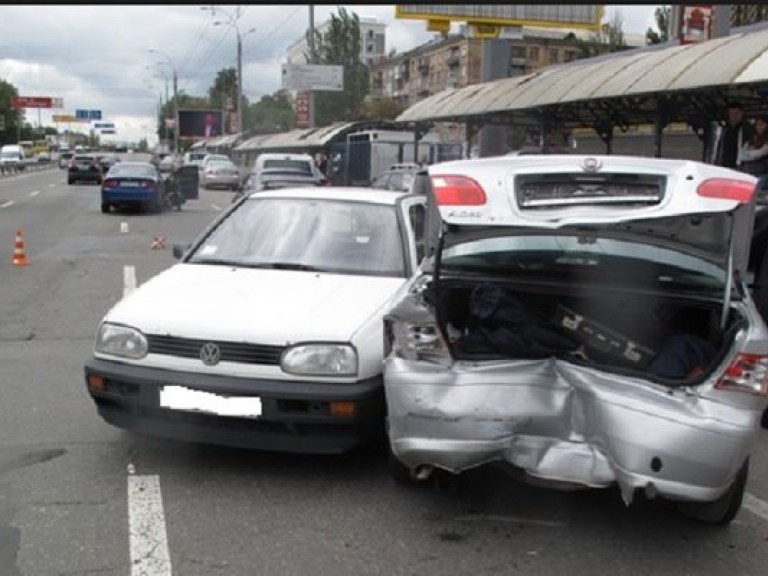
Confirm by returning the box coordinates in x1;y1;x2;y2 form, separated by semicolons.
1;162;768;576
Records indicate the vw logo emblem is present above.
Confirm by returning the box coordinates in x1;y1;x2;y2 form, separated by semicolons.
582;157;602;172
200;342;221;366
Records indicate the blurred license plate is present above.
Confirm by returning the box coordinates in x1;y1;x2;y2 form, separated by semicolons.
159;386;262;418
120;181;140;187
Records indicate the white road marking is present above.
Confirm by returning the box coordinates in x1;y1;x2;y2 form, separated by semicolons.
124;265;137;297
744;492;768;523
211;203;221;211
1;200;13;209
30;190;40;197
120;221;129;234
49;183;56;188
128;474;173;576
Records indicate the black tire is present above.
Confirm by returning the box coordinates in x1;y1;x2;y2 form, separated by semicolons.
677;458;749;525
100;202;110;214
68;178;74;185
387;443;426;487
761;406;768;429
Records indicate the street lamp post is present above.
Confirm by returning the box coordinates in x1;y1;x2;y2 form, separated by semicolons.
203;6;254;136
148;48;178;154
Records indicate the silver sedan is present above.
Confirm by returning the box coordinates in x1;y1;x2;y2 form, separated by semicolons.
200;159;241;190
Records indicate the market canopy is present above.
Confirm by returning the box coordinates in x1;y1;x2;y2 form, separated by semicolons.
396;24;768;131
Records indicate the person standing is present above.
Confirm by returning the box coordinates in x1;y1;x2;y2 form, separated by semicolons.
714;102;753;169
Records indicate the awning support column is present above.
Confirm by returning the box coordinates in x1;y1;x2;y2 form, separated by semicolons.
593;120;613;155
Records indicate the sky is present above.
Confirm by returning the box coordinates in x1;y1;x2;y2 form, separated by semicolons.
0;4;658;145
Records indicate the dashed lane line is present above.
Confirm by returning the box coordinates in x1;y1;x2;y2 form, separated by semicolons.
120;221;129;234
127;469;173;576
1;200;13;209
744;492;768;523
30;190;40;197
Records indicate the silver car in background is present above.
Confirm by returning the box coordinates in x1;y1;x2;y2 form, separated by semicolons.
383;154;768;525
200;159;241;190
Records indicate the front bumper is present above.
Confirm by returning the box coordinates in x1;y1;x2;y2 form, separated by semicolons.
385;356;765;504
85;357;385;454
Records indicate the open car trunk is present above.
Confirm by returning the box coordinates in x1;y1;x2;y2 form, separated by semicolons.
431;275;745;383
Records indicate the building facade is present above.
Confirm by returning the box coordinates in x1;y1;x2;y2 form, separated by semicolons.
286;16;386;66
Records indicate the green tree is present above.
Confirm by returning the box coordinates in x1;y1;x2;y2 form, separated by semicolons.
646;6;672;45
358;96;406;120
569;11;631;60
307;7;369;125
0;79;22;145
247;91;295;134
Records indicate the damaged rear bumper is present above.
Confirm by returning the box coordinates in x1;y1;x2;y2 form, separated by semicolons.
384;356;763;504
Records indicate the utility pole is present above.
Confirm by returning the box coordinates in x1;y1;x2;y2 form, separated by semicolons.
308;4;315;128
237;28;243;134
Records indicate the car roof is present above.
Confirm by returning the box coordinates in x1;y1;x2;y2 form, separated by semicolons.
248;186;410;205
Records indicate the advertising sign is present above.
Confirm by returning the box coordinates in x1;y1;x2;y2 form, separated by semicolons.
395;5;603;32
177;109;223;138
295;92;310;128
282;64;344;92
94;122;115;130
53;114;78;122
679;5;713;44
11;96;54;109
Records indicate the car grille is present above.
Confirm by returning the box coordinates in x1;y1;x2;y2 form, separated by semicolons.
147;335;284;365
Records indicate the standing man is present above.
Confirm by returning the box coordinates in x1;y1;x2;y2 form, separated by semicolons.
714;101;753;169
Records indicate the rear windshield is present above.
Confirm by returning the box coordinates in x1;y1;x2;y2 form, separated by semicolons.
263;159;312;174
441;235;726;294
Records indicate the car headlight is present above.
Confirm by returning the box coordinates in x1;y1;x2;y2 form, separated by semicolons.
281;344;357;376
95;322;148;359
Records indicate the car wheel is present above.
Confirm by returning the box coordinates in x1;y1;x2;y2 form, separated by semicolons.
676;458;749;525
761;406;768;429
100;202;110;214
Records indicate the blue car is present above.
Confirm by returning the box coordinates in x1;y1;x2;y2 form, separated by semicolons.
100;162;165;214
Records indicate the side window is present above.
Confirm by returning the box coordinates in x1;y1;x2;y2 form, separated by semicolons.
388;172;404;191
409;203;427;263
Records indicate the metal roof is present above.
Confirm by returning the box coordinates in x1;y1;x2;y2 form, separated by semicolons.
396;27;768;128
233;120;409;153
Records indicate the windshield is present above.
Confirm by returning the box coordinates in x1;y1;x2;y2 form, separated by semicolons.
263;159;313;173
189;197;406;277
107;164;156;178
441;234;726;294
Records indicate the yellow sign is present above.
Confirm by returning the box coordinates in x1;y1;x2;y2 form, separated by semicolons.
53;114;77;122
396;5;604;32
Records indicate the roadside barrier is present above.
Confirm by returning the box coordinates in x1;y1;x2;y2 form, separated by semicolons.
0;161;57;178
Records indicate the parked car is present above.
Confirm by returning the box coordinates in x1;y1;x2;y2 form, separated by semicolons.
200;159;241;190
67;154;103;185
100;161;164;213
199;153;230;176
183;150;207;170
371;163;422;192
84;186;428;454
97;153;120;171
231;167;324;202
383;154;768;526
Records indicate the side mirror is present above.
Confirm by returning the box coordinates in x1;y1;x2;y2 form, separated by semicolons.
172;243;190;260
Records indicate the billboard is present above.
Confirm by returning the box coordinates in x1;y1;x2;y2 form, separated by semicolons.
295;92;310;128
178;109;224;139
679;5;713;44
395;5;603;33
281;64;344;92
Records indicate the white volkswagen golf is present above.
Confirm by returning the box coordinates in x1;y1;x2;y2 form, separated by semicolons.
384;154;768;525
84;187;427;454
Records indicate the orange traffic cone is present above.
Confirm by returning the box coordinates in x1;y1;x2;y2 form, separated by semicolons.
12;229;29;266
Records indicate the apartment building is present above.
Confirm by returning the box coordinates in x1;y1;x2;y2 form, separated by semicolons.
286;16;386;66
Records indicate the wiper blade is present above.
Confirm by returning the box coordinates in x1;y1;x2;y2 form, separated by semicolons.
262;262;322;271
189;258;243;266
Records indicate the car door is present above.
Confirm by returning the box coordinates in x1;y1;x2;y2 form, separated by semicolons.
396;195;428;275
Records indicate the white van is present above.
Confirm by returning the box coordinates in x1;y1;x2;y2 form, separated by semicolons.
0;144;26;173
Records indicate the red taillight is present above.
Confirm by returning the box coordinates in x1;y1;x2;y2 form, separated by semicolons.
696;178;755;203
431;175;487;205
140;181;156;190
103;179;118;187
715;353;768;395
